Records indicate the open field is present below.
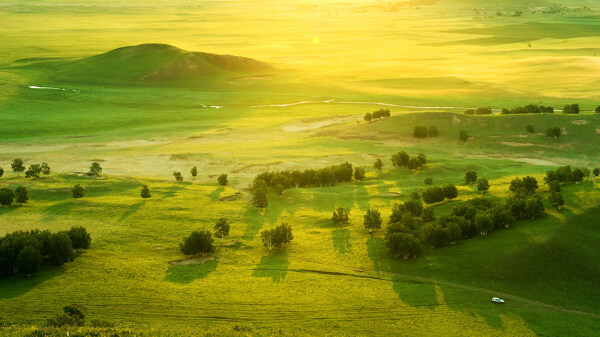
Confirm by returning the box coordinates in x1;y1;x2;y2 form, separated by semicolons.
1;0;600;336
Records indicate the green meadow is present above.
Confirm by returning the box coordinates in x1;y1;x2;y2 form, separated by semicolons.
1;0;600;336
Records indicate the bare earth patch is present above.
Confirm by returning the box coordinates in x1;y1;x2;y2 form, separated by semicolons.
382;192;400;196
283;116;355;132
168;256;216;266
218;192;242;201
596;128;600;134
500;142;536;147
572;120;588;125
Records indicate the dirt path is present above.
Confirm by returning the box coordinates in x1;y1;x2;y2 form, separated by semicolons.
289;257;600;319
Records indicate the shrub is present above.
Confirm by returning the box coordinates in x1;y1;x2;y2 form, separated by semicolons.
218;174;228;186
72;184;84;199
459;130;469;141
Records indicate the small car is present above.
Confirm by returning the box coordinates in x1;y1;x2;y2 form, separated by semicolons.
491;297;505;304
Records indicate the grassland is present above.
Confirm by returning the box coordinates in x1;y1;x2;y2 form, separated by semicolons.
1;0;600;336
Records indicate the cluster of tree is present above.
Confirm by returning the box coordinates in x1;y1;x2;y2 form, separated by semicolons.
260;223;293;252
464;171;490;193
391;152;427;170
0;227;91;276
422;184;458;204
46;304;87;327
562;104;580;114
0;186;29;206
501;104;554;114
364;109;391;122
464;107;492;115
179;230;215;256
546;127;562;139
5;158;51;179
413;125;439;138
544;165;593;209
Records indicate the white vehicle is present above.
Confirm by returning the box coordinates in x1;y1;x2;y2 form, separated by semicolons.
491;297;505;304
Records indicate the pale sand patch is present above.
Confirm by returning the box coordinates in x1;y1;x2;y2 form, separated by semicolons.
572;120;588;125
452;115;461;125
596;128;600;134
500;141;536;147
467;154;557;166
282;116;355;132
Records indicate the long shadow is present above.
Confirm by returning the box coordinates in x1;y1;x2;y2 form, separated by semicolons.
353;183;370;212
242;198;285;240
43;200;73;222
117;201;145;223
0;265;65;300
209;187;224;201
164;259;218;284
0;205;20;216
366;235;438;309
332;228;352;255
158;184;184;201
253;251;289;282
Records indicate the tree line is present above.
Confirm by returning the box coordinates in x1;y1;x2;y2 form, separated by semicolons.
0;227;91;276
464;107;492;115
364;109;391;122
391;151;427;170
413;125;438;138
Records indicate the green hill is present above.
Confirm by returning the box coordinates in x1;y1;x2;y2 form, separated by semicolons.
36;44;276;86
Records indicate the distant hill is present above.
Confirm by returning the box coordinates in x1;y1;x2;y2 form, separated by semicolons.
40;44;276;85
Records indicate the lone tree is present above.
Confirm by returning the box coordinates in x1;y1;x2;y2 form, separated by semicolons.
179;230;215;256
72;184;84;199
464;171;477;185
41;162;51;175
0;188;14;206
373;158;383;170
173;171;183;183
15;186;28;204
218;174;228;186
363;208;382;232
526;125;535;134
25;164;42;180
354;167;365;181
260;223;293;252
88;162;102;178
459;130;469;142
12;158;25;177
190;167;198;177
546;127;561;139
214;218;230;241
477;178;490;194
140;185;151;199
332;207;350;227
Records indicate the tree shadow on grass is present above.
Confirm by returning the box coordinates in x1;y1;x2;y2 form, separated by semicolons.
253;251;289;282
332;228;352;255
209;187;224;201
43;200;73;222
242;201;285;241
158;184;184;201
0;265;65;300
117;201;145;223
0;205;20;216
164;259;218;284
366;235;438;309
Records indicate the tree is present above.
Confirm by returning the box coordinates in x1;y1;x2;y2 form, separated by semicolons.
510;176;538;195
524;197;545;219
179;230;215;256
16;245;42;274
251;179;268;208
407;157;421;170
373;158;383;170
422;207;435;222
459;130;469;142
140;185;151;198
260;223;293;252
88;162;102;177
594;168;600;177
364;112;373;122
562;104;580;114
442;183;458;200
14;186;28;204
68;227;91;249
546;127;561;139
386;233;423;259
48;232;75;265
474;213;494;236
11;158;25;177
571;168;585;183
549;192;564;210
424;177;433;185
417;153;427;165
190;166;198;177
404;199;423;217
41;163;51;175
218;174;228;186
0;188;15;206
25;164;42;180
363;208;382;232
428;126;438;137
548;180;561;193
391;151;410;167
476;178;490;194
422;186;445;204
0;167;3;178
354;167;365;181
596;106;600;114
214;218;230;241
173;171;183;183
72;184;84;199
413;126;428;138
332;207;350;227
464;171;477;185
526;125;535;134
